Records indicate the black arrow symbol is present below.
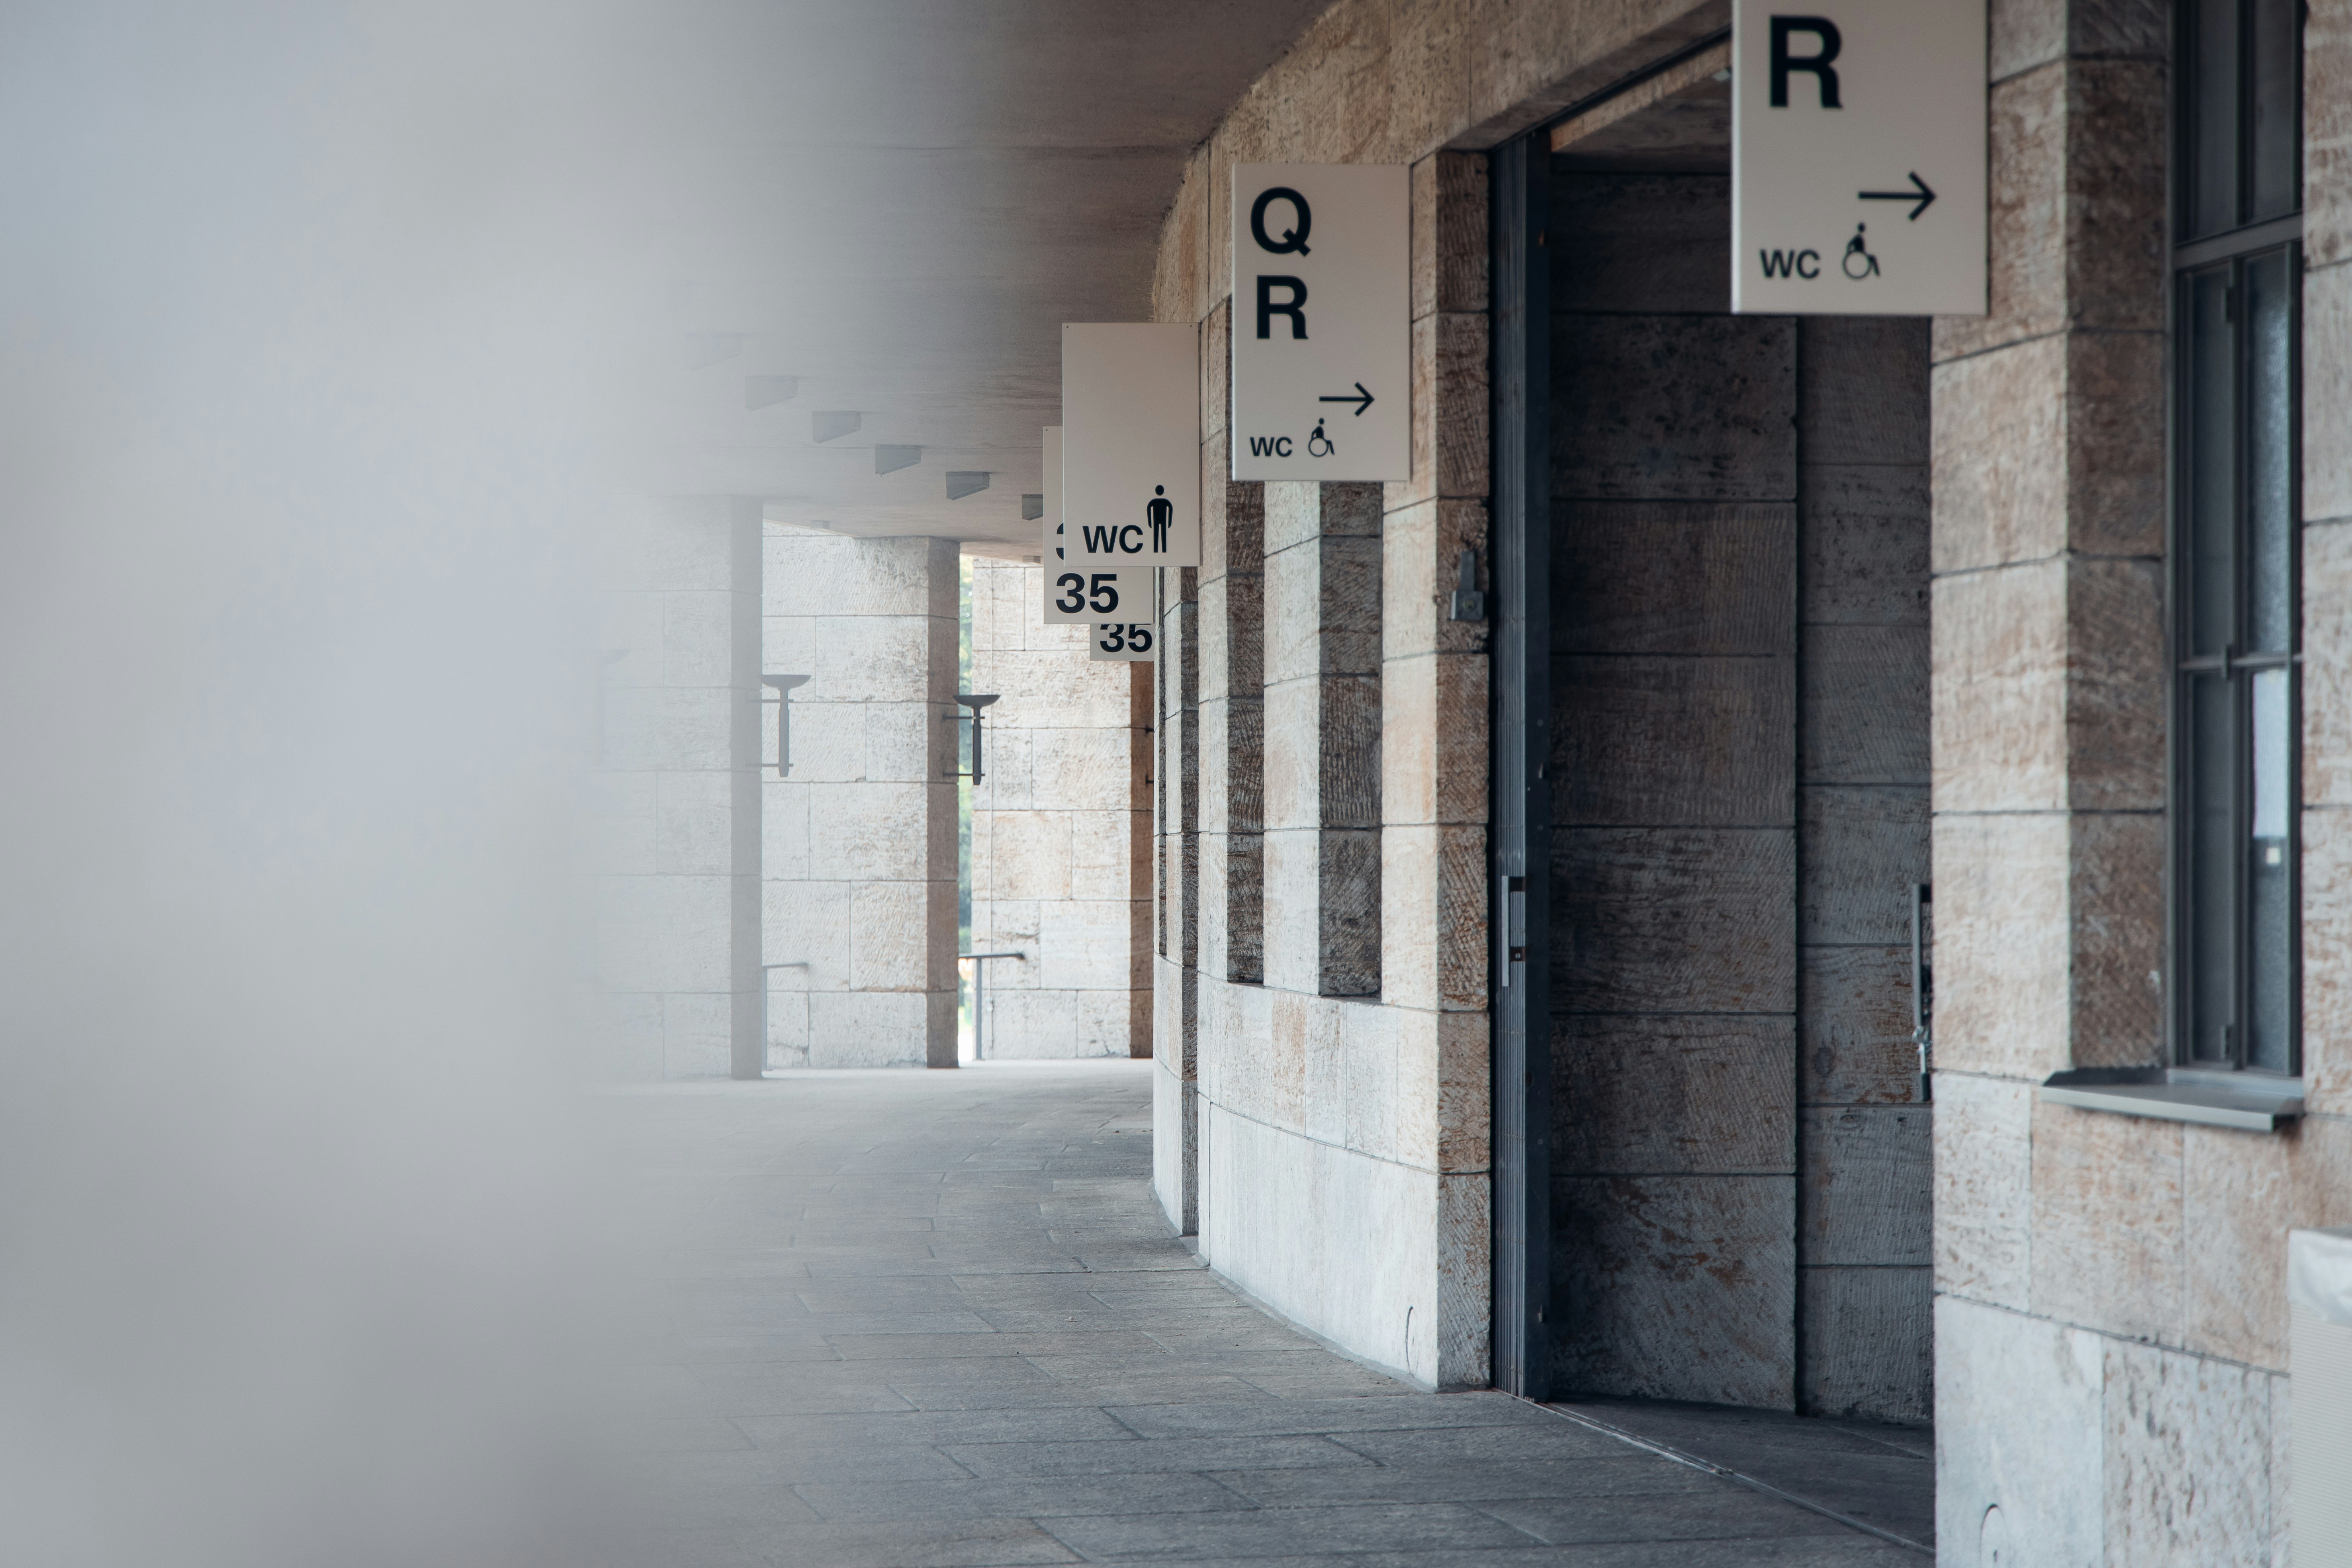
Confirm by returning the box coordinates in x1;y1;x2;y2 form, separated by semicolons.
1858;171;1936;220
1318;382;1375;416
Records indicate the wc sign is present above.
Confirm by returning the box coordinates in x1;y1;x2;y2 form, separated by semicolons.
1229;164;1409;482
1731;0;1986;316
1062;323;1200;569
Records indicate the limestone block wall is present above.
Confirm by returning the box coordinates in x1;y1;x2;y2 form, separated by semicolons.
1929;1;2352;1561
1152;2;1507;1380
760;530;959;1069
589;494;763;1079
967;558;1153;1059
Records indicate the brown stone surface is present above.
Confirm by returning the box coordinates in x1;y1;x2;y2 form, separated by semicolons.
1551;1173;1796;1409
2062;330;2166;559
1932;811;2070;1080
1798;1265;1932;1423
1552;501;1796;656
1798;317;1931;467
1931;558;2066;814
1932;1072;2033;1310
1800;787;1931;947
2305;523;2352;807
1201;297;1229;440
1434;153;1489;315
1550;654;1794;828
1798;467;1930;626
1552;828;1797;1015
2065;809;2164;1069
1551;315;1797;501
1554;1015;1796;1175
2302;808;2352;1116
1549;172;1729;314
1154;145;1209;328
1930;336;2068;573
1799;945;1924;1108
2063;554;2165;813
2312;0;2352;268
2030;1096;2183;1344
1801;625;1930;786
2308;262;2352;526
1798;1106;1932;1266
1934;64;2064;363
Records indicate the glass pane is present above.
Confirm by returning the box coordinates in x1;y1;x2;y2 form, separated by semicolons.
2250;0;2301;221
2188;266;2239;656
2189;673;2239;1064
2247;667;2294;1071
2246;248;2296;652
2190;0;2243;237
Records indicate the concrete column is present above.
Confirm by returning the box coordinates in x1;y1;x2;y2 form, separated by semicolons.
761;531;959;1069
591;494;763;1079
965;558;1151;1057
1262;482;1382;998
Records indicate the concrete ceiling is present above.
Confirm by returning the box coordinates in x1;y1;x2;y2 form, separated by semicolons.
588;1;1334;557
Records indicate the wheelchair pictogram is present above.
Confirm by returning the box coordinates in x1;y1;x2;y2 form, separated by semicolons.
1306;419;1335;458
1842;223;1880;279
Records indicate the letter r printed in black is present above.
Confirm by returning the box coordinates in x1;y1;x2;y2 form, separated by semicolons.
1769;16;1842;108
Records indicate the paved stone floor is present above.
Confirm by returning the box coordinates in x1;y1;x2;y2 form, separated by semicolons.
595;1061;1932;1567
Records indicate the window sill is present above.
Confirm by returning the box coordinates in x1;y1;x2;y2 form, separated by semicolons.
2038;1068;2305;1132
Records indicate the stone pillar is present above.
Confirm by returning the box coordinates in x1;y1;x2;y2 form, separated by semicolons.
591;495;763;1079
966;557;1152;1057
1199;300;1268;992
1154;566;1202;1231
761;531;959;1069
1262;482;1382;998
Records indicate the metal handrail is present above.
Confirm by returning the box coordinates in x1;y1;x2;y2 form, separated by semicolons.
959;949;1026;1061
759;961;809;1068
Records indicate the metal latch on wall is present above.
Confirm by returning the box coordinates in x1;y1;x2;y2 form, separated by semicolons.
1912;881;1933;1104
761;674;810;775
1448;548;1485;622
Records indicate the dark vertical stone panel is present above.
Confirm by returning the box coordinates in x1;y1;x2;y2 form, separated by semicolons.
1794;315;1933;1424
1543;173;1798;1410
1226;481;1266;985
1317;485;1382;998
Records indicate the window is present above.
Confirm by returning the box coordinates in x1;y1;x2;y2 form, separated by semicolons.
2172;0;2303;1075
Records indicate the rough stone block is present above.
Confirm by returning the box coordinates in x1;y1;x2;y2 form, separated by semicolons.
848;880;932;992
1933;1294;2105;1567
1548;172;1729;313
1931;1072;2033;1309
1931;336;2068;572
1798;1106;1932;1266
661;589;742;688
2305;523;2352;807
1802;625;1930;785
1551;315;1797;501
1799;786;1930;946
2314;264;2352;530
1934;65;2065;364
764;878;850;991
1412;151;1489;320
1201;296;1227;436
1317;828;1381;998
1799;317;1930;466
1552;501;1795;655
1799;945;1923;1107
1931;811;2070;1079
806;989;932;1069
2102;1339;2276;1566
597;873;738;994
2063;329;2167;558
1931;558;2066;813
654;769;738;877
2305;809;2352;1116
1798;1266;1931;1424
1800;466;1931;627
1551;1174;1796;1408
1552;828;1796;1015
1551;654;1794;828
2031;1096;2183;1343
602;687;736;773
660;990;735;1079
2065;809;2163;1069
1553;1015;1796;1175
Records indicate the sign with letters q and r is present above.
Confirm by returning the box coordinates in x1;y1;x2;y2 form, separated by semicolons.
1731;0;1986;316
1062;323;1200;570
1229;164;1409;482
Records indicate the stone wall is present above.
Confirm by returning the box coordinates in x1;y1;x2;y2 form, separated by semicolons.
1930;0;2352;1561
968;559;1153;1059
589;494;764;1079
760;529;960;1069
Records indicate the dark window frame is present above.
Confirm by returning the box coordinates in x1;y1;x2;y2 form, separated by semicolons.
2168;0;2305;1078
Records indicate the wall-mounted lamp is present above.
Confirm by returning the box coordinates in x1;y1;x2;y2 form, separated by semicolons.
761;674;811;775
946;693;1000;784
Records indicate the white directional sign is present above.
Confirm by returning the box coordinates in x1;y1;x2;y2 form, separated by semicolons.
1087;622;1158;663
1063;323;1200;570
1229;164;1409;481
1731;0;1986;316
1041;425;1146;625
